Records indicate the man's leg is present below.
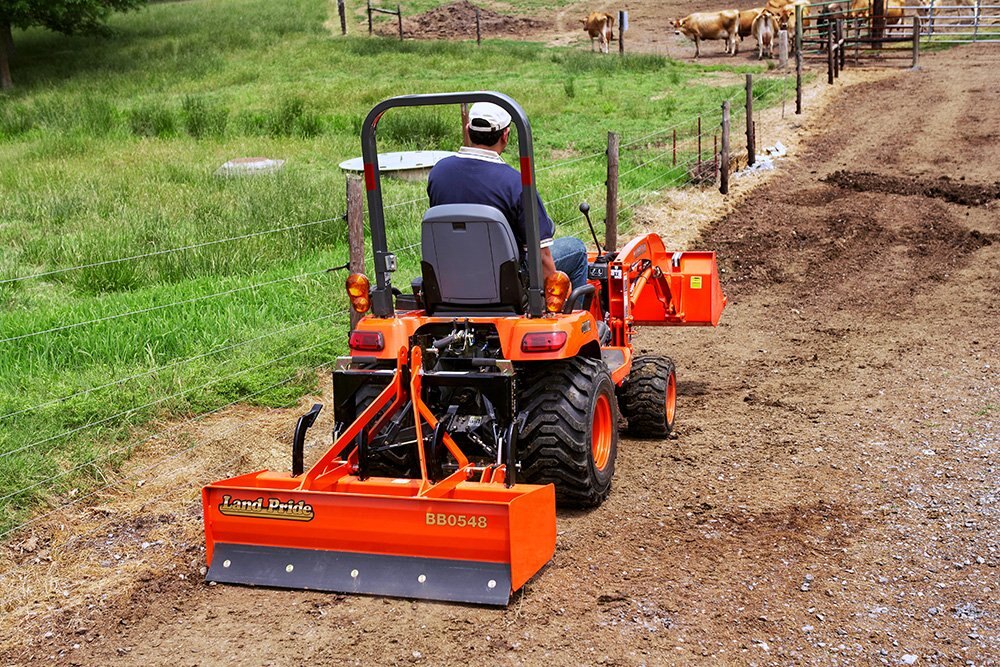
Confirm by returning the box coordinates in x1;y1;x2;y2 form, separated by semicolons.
551;237;588;291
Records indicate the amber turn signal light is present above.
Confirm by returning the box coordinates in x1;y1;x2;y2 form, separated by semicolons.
544;271;572;314
346;273;371;314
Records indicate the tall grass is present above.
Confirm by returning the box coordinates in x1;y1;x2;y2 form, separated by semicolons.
0;0;781;533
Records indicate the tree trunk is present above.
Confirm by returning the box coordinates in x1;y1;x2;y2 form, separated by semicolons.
0;20;12;90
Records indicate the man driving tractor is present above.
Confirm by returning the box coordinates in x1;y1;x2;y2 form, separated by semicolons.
427;102;588;292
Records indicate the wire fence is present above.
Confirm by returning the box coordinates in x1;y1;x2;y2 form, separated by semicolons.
0;357;339;542
1;79;785;542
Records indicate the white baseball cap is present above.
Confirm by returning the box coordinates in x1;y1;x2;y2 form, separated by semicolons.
468;102;512;132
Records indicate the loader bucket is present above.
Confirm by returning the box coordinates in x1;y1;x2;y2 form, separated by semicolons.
203;471;556;605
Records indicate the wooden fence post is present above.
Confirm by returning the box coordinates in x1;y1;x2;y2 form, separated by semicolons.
795;5;803;114
779;29;789;68
367;0;373;34
338;0;347;35
476;8;481;45
745;74;755;167
827;30;834;84
795;4;803;54
619;10;625;55
720;101;730;196
397;4;403;40
912;16;920;67
873;0;885;48
605;132;619;252
346;175;366;329
461;103;470;146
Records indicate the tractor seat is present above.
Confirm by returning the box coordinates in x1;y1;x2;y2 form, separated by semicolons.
420;204;525;316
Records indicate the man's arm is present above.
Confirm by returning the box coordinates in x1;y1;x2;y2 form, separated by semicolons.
541;247;556;281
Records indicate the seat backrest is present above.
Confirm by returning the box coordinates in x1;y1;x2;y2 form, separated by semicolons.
420;204;523;314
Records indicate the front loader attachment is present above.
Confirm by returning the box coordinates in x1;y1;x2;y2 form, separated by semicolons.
202;347;556;605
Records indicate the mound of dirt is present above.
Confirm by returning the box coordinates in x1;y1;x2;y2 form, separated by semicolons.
377;0;549;40
824;170;1000;206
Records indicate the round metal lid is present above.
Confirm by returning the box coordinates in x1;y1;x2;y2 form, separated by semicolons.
339;150;456;174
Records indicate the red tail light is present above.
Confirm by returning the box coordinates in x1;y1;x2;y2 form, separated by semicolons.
520;331;567;353
349;330;384;352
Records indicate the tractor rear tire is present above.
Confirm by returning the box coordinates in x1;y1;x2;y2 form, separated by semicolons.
619;355;677;438
354;380;419;478
517;357;619;509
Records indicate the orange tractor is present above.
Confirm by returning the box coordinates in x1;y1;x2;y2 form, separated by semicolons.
202;92;725;605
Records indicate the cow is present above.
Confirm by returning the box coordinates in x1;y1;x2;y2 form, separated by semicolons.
673;10;741;57
849;0;906;32
773;0;811;51
774;0;811;30
739;8;764;40
753;9;779;58
582;12;615;54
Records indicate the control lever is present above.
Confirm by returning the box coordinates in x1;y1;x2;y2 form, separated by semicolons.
578;202;603;255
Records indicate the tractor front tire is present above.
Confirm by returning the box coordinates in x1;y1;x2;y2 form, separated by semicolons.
517;357;619;508
619;355;677;438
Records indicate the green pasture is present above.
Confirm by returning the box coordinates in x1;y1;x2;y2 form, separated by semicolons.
0;0;787;533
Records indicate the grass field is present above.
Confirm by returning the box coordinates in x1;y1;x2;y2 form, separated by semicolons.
0;0;786;533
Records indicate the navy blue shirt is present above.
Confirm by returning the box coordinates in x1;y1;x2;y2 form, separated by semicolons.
427;148;555;254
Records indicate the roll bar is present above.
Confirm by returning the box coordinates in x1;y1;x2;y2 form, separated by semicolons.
360;91;543;318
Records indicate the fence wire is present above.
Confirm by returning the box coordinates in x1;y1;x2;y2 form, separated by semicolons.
0;215;345;287
0;327;344;472
0;358;337;540
0;269;330;346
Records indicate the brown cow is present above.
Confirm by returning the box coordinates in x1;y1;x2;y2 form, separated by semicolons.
673;10;741;57
752;8;779;58
849;0;906;31
739;8;764;39
582;12;615;54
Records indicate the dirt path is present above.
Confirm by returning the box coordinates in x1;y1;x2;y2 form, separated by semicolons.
3;45;998;666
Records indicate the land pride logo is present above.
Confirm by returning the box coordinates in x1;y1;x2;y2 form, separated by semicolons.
218;495;314;522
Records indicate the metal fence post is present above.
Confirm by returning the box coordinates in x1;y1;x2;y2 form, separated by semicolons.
746;74;755;167
720;101;730;196
697;115;702;171
346;175;366;329
338;0;347;35
605;132;619;252
827;30;834;84
974;0;981;41
397;4;403;40
928;0;935;38
838;19;845;71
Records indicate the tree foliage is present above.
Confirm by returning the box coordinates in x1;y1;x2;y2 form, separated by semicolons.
0;0;146;89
